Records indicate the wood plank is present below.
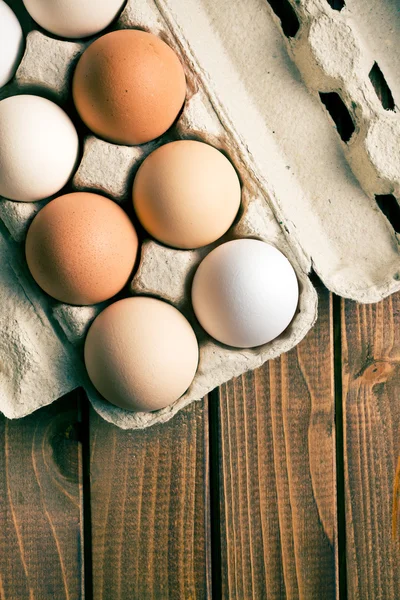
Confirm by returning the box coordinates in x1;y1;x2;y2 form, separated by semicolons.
217;282;337;599
0;392;84;600
89;398;210;600
341;293;400;599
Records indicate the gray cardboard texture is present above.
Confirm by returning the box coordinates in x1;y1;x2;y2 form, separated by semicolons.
0;0;399;428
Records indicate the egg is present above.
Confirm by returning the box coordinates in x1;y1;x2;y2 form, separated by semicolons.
133;141;241;249
192;239;299;348
0;95;79;202
84;297;199;412
26;192;138;305
73;30;186;146
0;0;24;88
22;0;125;39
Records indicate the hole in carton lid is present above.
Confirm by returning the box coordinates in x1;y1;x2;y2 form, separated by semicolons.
266;0;300;38
319;92;355;143
375;195;400;234
326;0;345;10
369;62;395;111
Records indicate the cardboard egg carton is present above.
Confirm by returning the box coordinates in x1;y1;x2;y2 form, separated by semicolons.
0;0;399;428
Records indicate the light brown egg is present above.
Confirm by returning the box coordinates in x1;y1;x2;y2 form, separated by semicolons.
72;30;186;146
26;192;138;305
84;297;199;412
133;140;241;249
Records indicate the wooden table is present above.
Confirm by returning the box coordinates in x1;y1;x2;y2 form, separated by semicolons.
0;279;399;599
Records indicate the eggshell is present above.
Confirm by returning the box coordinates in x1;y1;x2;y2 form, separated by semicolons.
0;0;24;88
84;297;199;412
192;239;299;348
0;95;79;202
133;140;241;249
22;0;125;39
26;192;138;305
73;30;186;145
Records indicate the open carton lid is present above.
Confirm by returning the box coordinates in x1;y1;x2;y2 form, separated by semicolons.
160;0;400;303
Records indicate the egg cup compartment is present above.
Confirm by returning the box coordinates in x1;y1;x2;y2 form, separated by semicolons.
10;0;393;428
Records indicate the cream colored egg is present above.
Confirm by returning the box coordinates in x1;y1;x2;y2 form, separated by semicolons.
84;297;199;412
0;95;79;202
133;140;241;249
22;0;126;39
0;0;24;88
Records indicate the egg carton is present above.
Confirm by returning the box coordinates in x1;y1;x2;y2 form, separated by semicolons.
0;0;399;428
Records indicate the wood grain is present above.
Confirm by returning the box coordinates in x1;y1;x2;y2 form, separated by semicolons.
341;293;400;599
217;282;337;599
89;399;210;600
0;392;84;600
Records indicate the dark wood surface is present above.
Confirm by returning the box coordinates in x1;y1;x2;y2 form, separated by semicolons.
341;295;400;600
88;399;210;600
1;284;399;599
0;394;83;600
216;283;336;599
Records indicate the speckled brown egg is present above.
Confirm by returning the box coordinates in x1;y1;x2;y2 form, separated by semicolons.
25;192;138;305
72;30;186;146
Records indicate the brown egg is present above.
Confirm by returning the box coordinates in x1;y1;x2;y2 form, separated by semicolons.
26;192;138;305
72;30;186;146
133;140;241;249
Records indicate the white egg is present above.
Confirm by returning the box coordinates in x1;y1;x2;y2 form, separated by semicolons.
192;239;299;348
0;95;79;202
0;1;24;88
22;0;126;39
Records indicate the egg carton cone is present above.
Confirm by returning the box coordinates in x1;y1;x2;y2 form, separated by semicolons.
0;0;398;428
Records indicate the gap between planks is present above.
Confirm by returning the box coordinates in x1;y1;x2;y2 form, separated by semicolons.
212;280;337;599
